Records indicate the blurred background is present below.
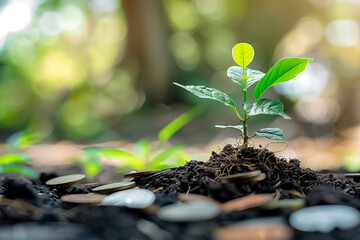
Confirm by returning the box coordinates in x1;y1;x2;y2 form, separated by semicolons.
0;0;360;171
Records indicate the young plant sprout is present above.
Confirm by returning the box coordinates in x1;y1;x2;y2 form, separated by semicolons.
174;43;312;147
78;107;202;177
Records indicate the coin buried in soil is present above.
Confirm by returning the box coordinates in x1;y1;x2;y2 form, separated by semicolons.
289;205;360;233
178;193;221;205
214;222;292;240
218;170;262;181
344;173;360;181
61;194;106;205
124;170;163;178
101;189;155;208
157;201;219;222
221;194;274;211
46;174;86;188
264;199;305;211
92;182;136;194
239;173;266;183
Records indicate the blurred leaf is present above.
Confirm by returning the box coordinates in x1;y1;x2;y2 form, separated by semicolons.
244;99;291;120
0;154;32;165
253;58;312;101
173;83;239;116
0;165;37;178
81;149;102;177
149;145;184;169
7;131;47;152
215;125;243;133
232;43;254;68
227;66;265;89
255;128;285;140
95;149;145;170
133;139;150;158
83;161;101;178
158;106;202;142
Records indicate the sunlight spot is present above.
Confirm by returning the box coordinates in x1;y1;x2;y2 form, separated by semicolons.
274;62;330;99
326;20;359;47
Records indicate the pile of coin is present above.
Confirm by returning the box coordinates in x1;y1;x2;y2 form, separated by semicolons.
45;170;360;239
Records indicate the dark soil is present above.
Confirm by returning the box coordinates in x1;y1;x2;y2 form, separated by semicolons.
136;145;360;201
1;145;360;240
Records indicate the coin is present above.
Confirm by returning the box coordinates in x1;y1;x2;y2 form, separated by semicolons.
219;171;262;181
157;201;219;222
124;170;163;178
239;173;266;183
289;205;360;233
46;174;86;188
264;199;305;211
344;173;360;181
178;193;221;205
101;189;155;208
214;222;292;240
92;182;136;194
61;194;106;205
221;194;273;211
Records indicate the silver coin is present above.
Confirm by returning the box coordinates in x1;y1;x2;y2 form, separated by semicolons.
157;201;219;222
289;205;360;233
101;189;155;208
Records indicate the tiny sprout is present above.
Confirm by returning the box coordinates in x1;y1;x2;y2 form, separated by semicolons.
174;42;312;146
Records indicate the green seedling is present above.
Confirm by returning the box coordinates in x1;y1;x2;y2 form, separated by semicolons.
78;107;202;177
175;43;312;147
0;154;36;177
0;119;50;177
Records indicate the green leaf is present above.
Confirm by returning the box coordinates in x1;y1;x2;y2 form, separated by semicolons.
92;148;145;170
227;66;265;88
253;58;312;101
81;149;102;177
158;106;203;143
149;145;185;170
244;99;291;120
255;128;284;140
133;139;150;158
0;154;32;165
174;83;240;117
215;125;243;133
83;162;101;178
232;43;254;68
0;165;37;178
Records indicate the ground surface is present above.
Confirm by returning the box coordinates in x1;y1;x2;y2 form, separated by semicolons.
1;145;360;240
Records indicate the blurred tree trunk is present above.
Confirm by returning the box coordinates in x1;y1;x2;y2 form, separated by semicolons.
122;0;173;104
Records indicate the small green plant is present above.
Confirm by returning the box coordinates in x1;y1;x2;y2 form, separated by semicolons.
78;107;202;177
0;119;51;177
175;43;312;147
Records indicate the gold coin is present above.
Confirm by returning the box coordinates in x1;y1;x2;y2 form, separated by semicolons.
92;182;136;194
221;194;274;212
61;194;106;205
46;174;86;188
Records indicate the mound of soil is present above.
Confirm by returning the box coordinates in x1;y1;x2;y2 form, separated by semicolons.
136;145;360;202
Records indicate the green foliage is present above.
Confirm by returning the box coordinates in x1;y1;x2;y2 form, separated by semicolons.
244;99;291;120
173;83;240;118
78;108;200;176
158;106;203;142
255;128;284;140
232;43;254;68
0;152;36;178
227;66;265;89
253;58;312;101
175;42;312;145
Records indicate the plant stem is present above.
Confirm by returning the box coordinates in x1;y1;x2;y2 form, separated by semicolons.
242;67;249;147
